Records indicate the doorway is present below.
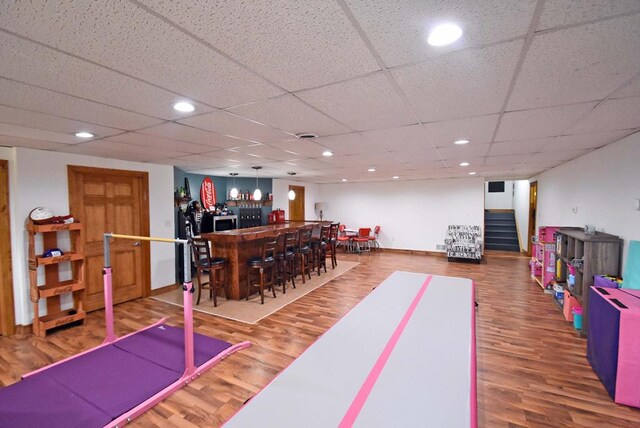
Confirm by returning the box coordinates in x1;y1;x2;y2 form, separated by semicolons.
527;181;538;256
0;159;15;335
68;166;150;312
288;185;305;221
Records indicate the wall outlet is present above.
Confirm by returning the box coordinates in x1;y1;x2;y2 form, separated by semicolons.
436;244;446;250
571;206;578;214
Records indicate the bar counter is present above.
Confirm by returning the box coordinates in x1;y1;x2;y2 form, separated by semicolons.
201;221;324;300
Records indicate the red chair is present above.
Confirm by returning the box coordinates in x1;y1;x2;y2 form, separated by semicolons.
336;224;352;252
369;225;380;250
352;228;371;253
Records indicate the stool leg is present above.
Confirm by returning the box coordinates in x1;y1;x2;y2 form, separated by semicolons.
196;271;202;305
212;269;218;307
259;268;265;304
271;265;276;298
289;258;296;289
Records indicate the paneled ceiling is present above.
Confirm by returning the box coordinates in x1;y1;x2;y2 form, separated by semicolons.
1;1;639;183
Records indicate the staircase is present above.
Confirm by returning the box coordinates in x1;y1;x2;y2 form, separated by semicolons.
484;211;520;252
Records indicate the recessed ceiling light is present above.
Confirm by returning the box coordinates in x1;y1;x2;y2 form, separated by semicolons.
392;176;399;179
322;151;333;157
468;172;476;175
341;178;348;182
459;162;470;167
368;168;376;172
75;132;94;138
427;23;463;47
173;102;195;113
454;139;470;145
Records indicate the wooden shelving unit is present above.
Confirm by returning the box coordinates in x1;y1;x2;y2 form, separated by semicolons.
27;221;86;336
554;228;621;337
225;199;272;207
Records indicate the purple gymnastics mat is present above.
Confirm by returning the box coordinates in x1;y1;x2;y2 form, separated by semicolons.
0;325;231;428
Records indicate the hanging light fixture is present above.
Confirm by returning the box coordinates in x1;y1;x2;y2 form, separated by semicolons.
287;172;296;200
229;172;239;199
252;166;262;201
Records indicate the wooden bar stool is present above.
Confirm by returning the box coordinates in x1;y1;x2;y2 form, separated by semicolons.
275;232;296;293
246;235;278;304
191;238;228;306
294;228;312;284
310;225;329;275
327;222;340;268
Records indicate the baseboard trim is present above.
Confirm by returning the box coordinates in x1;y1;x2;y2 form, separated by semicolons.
378;248;446;257
150;283;180;296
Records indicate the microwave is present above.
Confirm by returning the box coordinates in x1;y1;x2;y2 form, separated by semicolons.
200;214;237;233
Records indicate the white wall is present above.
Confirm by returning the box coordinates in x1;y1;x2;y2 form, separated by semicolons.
535;131;640;271
9;147;175;325
513;180;530;251
272;179;321;220
319;178;484;251
484;180;514;209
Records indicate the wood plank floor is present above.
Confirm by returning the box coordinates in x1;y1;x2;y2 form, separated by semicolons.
2;251;640;427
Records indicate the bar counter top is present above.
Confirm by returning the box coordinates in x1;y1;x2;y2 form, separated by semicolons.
201;221;323;243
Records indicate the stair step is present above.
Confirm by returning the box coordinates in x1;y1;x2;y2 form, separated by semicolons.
485;220;516;226
485;242;520;252
484;212;515;220
485;236;519;244
485;226;517;233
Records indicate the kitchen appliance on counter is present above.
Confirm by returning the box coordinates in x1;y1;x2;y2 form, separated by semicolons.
200;213;238;233
268;209;285;224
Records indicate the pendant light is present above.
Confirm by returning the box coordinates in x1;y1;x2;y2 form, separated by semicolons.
252;166;262;201
229;172;239;199
287;172;296;200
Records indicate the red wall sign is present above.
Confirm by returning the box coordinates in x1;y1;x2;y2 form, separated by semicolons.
200;177;216;211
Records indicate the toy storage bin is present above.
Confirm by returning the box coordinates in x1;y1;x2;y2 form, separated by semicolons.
594;275;620;289
573;307;583;330
563;290;580;322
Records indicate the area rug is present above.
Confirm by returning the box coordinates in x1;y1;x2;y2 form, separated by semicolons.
151;260;358;324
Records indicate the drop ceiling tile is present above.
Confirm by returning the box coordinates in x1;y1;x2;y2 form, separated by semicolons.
0;0;283;108
392;40;523;122
296;72;415;131
538;0;640;31
360;124;428;151
0;78;161;130
538;130;631;152
0;123;86;145
387;148;443;166
316;133;383;155
566;96;640;133
324;152;404;169
484;154;533;166
172;153;242;169
0;134;69;151
496;102;597;141
612;77;640;98
178;111;293;143
137;0;379;91
269;139;331;158
0;32;211;120
488;138;551;156
422;115;499;148
228;95;351;136
529;149;589;162
104;132;212;154
71;139;188;159
437;143;491;160
0;106;123;139
281;158;334;170
510;15;640;110
137;122;257;150
58;144;160;163
230;144;300;162
346;0;535;67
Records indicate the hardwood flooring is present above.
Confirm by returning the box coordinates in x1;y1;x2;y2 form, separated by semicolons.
2;251;640;427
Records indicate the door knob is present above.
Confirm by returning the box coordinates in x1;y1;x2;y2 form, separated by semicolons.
133;241;141;247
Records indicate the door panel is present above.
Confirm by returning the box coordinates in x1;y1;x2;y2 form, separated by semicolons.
69;166;149;312
288;185;305;221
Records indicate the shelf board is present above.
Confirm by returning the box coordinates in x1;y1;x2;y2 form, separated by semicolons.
36;280;84;299
226;199;273;207
27;222;82;233
35;251;83;266
36;309;86;335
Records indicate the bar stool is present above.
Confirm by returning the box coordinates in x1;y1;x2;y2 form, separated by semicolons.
191;238;227;306
310;225;329;275
294;228;312;284
327;222;340;268
275;232;296;293
246;235;279;304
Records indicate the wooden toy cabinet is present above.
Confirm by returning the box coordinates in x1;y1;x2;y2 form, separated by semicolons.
27;221;86;336
531;226;560;291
